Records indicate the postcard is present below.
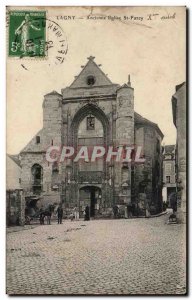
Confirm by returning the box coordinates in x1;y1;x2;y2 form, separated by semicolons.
6;6;187;295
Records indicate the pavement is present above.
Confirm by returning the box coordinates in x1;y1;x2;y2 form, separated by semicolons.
6;214;186;295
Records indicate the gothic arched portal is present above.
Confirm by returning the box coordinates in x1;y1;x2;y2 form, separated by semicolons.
70;103;111;182
70;103;110;147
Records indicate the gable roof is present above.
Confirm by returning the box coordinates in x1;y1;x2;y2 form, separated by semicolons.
69;56;113;88
7;154;21;168
175;82;186;92
44;90;62;97
20;129;45;153
134;112;164;138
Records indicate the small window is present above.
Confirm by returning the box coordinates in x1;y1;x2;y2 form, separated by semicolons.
36;136;40;144
156;139;160;154
31;164;43;194
87;115;95;130
86;75;95;86
52;162;59;173
166;176;171;183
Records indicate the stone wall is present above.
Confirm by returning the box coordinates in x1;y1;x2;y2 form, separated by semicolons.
172;83;186;223
115;85;134;206
134;124;163;215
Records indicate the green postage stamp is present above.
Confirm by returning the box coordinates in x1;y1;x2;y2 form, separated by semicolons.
8;11;46;57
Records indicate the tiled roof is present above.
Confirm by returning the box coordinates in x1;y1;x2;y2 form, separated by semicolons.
134;112;164;138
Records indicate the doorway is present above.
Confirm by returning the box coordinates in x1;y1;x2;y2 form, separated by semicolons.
79;186;101;217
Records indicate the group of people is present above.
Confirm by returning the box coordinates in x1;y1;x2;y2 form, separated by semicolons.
69;206;79;221
39;204;91;225
39;204;63;225
70;205;90;221
39;203;138;224
113;204;135;219
38;202;154;224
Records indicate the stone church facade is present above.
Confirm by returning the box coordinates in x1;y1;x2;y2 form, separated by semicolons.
20;56;164;217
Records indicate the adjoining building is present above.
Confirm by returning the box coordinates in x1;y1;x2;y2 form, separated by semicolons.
6;154;25;225
172;82;186;223
162;145;176;206
19;57;164;217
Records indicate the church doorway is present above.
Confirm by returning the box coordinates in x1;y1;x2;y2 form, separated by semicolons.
79;186;101;218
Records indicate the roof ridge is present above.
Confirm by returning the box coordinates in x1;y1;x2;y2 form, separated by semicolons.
134;112;164;138
45;90;62;97
69;57;112;88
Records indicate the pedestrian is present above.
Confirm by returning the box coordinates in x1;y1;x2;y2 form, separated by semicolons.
145;202;150;218
73;206;79;221
132;203;136;216
39;209;45;225
56;204;63;224
113;205;118;219
84;205;90;221
46;213;51;225
46;204;52;225
170;192;177;213
127;203;132;218
69;211;75;221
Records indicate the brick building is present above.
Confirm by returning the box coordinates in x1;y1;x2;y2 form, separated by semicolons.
172;82;186;223
162;145;176;206
19;57;164;217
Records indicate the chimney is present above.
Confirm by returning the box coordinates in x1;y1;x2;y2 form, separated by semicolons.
128;74;131;87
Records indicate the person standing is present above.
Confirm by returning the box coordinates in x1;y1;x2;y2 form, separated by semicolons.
113;205;118;219
46;205;52;225
84;205;90;221
127;203;132;218
46;213;51;225
56;204;63;224
69;211;74;221
145;202;150;218
39;210;45;225
73;206;79;221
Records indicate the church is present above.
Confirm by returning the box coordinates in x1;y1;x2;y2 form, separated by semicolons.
20;56;164;217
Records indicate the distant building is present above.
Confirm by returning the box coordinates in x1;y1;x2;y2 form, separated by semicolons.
172;82;186;223
162;145;176;206
6;154;24;225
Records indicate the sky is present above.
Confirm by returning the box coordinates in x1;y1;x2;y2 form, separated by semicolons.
7;6;186;154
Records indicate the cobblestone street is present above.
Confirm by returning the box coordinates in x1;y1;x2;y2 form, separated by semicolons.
6;215;186;295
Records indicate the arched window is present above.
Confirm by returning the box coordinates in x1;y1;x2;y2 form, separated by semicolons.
51;161;59;188
122;166;129;183
52;161;59;173
31;164;43;194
